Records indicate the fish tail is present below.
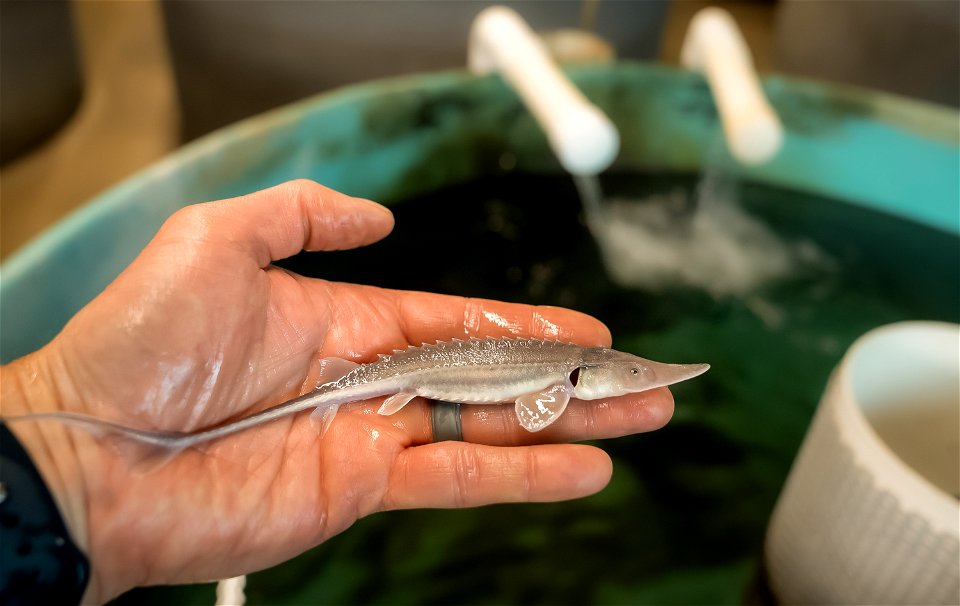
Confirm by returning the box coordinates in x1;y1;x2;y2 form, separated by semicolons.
0;388;355;469
2;411;192;472
3;411;190;446
3;386;337;442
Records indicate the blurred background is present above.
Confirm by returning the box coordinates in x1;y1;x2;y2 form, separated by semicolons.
2;0;957;258
1;2;958;605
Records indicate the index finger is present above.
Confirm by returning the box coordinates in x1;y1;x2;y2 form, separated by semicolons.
319;283;612;359
398;291;613;346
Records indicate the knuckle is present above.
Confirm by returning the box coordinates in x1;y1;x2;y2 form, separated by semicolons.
521;449;537;499
451;447;481;508
500;405;522;446
162;203;211;239
582;399;601;434
286;177;319;193
380;455;408;512
165;204;199;227
282;179;323;211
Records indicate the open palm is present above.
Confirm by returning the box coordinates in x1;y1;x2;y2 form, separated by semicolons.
5;181;673;602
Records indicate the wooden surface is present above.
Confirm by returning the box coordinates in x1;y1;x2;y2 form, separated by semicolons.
0;0;178;259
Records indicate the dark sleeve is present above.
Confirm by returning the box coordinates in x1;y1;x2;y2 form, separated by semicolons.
0;422;90;605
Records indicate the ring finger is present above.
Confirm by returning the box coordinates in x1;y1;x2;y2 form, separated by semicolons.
381;387;675;447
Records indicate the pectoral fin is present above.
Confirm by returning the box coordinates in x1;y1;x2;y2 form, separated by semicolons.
514;385;570;432
378;392;418;416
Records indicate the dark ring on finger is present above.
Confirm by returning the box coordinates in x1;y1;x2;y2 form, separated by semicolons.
430;400;463;442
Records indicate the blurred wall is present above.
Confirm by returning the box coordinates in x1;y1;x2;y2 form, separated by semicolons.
0;1;179;259
0;0;667;258
3;0;958;259
160;1;668;141
776;0;959;107
0;0;81;164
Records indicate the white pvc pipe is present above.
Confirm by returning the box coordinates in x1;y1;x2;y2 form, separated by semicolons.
215;575;246;606
469;6;620;176
680;7;783;165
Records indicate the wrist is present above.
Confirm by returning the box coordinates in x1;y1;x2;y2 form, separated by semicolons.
1;351;104;603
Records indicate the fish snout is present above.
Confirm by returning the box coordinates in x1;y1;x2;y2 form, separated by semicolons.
640;360;711;390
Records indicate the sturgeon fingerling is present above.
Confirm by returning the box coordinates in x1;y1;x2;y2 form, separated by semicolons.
3;338;709;448
351;337;709;432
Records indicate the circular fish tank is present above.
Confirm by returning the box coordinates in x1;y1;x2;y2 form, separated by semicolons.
2;63;957;604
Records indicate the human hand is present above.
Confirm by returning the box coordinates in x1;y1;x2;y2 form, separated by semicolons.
2;180;674;602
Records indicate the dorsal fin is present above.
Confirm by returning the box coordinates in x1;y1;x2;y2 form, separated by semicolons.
316;357;360;387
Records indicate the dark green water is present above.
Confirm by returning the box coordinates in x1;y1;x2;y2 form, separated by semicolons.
116;173;958;605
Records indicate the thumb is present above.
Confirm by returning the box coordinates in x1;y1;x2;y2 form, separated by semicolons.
174;179;395;267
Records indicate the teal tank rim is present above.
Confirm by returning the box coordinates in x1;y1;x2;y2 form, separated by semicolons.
3;61;957;289
601;61;959;144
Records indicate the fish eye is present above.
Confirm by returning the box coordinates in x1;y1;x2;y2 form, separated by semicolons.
630;368;640;375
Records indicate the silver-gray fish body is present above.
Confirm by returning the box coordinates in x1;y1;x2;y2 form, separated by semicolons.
4;338;709;449
339;338;583;403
